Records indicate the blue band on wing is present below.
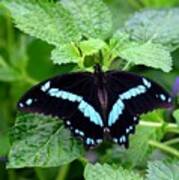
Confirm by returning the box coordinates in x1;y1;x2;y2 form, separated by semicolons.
47;87;104;127
108;99;124;126
108;80;151;126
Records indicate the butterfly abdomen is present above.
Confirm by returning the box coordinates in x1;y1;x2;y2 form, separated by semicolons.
97;87;108;121
94;64;109;123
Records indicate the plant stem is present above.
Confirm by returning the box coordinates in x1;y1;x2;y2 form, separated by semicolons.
166;125;179;134
56;164;70;180
122;61;131;71
164;138;179;145
139;121;179;134
149;140;179;158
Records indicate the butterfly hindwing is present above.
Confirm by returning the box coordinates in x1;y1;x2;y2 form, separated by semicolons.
18;72;104;147
106;71;172;148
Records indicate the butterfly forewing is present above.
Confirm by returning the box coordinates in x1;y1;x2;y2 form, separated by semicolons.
18;73;104;147
106;71;172;148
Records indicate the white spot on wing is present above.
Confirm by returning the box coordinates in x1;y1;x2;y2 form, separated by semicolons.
113;138;118;143
168;97;172;103
133;116;137;122
26;98;33;105
75;129;79;134
160;94;166;101
19;103;24;108
96;139;102;144
41;81;50;92
119;137;123;143
122;135;126;142
142;78;151;88
86;138;95;145
126;128;130;133
79;131;84;136
66;121;71;125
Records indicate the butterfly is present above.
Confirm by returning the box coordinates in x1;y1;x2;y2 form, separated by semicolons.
17;64;172;148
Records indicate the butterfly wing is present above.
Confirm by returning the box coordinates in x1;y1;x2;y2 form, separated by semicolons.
106;71;172;148
17;72;104;147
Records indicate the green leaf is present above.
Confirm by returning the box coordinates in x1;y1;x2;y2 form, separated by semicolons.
121;42;172;72
3;0;81;46
61;0;112;39
146;161;179;180
84;163;143;180
173;109;179;126
79;39;107;56
8;113;83;168
124;9;179;50
112;32;172;72
51;44;81;65
0;67;21;82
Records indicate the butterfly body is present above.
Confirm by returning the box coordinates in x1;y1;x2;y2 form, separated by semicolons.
18;65;172;148
94;65;109;124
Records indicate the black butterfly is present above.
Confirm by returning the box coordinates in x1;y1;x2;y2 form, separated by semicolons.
17;64;172;148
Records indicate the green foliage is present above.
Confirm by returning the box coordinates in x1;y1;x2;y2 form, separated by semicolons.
84;163;143;180
8;113;83;168
3;0;81;46
146;161;179;180
79;39;107;56
111;32;172;72
124;9;179;50
116;126;160;167
102;124;164;168
3;0;179;71
61;0;113;39
120;43;172;72
51;44;81;65
0;0;179;179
